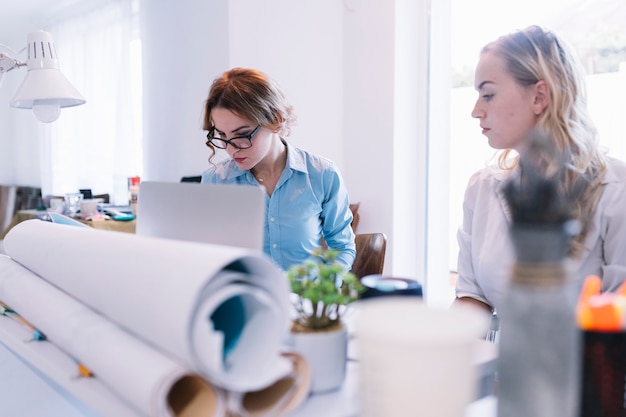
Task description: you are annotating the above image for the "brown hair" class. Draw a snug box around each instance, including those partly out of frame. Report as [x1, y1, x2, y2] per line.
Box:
[203, 68, 296, 162]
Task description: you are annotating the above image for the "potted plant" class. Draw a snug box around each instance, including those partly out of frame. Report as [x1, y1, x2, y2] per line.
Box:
[286, 248, 364, 393]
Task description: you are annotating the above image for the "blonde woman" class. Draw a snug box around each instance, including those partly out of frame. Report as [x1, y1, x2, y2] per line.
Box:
[454, 25, 626, 314]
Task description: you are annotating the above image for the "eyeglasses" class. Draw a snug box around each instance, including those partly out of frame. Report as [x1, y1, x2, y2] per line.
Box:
[206, 125, 261, 149]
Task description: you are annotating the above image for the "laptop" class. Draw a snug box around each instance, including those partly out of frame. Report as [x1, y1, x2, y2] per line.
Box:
[135, 181, 265, 251]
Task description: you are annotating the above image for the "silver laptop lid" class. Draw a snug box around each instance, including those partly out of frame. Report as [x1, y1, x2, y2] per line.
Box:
[136, 181, 265, 251]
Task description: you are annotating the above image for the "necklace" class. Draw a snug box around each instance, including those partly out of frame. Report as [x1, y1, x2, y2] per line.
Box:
[253, 171, 265, 182]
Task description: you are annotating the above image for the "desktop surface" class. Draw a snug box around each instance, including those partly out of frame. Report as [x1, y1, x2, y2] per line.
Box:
[0, 327, 497, 417]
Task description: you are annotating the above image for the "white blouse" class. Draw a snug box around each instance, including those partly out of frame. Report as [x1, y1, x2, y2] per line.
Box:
[455, 156, 626, 312]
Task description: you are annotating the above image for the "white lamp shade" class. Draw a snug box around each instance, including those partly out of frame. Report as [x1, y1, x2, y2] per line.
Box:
[9, 30, 85, 111]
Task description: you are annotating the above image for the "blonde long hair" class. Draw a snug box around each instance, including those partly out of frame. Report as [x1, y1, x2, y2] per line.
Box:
[484, 25, 607, 256]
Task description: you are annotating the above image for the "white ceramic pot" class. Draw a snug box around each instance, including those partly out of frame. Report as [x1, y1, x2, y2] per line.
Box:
[289, 324, 348, 394]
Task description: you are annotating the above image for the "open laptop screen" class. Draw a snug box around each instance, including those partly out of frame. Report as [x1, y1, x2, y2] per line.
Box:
[135, 181, 265, 251]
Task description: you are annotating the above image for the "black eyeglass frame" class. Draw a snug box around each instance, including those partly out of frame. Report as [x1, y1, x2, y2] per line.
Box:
[206, 124, 262, 149]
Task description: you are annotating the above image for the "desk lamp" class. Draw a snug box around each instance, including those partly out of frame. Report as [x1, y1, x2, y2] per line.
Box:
[0, 30, 85, 123]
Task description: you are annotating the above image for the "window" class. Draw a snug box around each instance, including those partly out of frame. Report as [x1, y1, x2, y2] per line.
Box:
[40, 0, 142, 205]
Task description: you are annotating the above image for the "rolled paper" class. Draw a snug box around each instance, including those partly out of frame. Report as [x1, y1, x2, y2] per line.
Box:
[226, 352, 311, 417]
[3, 220, 292, 391]
[0, 315, 143, 417]
[0, 254, 226, 417]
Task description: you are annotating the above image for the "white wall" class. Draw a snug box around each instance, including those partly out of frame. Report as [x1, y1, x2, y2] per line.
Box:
[229, 0, 346, 168]
[141, 0, 346, 181]
[140, 0, 422, 278]
[140, 0, 228, 182]
[0, 29, 41, 187]
[342, 1, 397, 273]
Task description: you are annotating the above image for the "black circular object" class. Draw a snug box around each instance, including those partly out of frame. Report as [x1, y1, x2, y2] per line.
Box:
[360, 275, 423, 299]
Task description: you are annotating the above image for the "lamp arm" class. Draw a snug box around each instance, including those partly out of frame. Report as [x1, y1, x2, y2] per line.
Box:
[0, 53, 26, 73]
[0, 45, 26, 87]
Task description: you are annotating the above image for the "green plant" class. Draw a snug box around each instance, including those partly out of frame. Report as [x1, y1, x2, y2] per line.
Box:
[287, 248, 364, 332]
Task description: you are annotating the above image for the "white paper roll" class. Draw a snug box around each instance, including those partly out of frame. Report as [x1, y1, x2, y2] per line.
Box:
[0, 254, 226, 417]
[3, 220, 292, 391]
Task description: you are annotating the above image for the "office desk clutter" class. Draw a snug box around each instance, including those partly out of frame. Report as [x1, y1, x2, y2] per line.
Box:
[286, 249, 364, 394]
[0, 254, 218, 417]
[355, 298, 489, 417]
[79, 199, 104, 220]
[0, 219, 308, 416]
[48, 190, 114, 221]
[497, 130, 582, 417]
[64, 192, 84, 217]
[102, 207, 136, 221]
[135, 182, 264, 251]
[359, 275, 422, 299]
[577, 276, 626, 416]
[577, 275, 626, 331]
[128, 176, 140, 215]
[0, 208, 137, 239]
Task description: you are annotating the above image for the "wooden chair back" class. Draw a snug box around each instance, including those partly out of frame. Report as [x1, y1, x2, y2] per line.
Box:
[349, 202, 360, 233]
[93, 193, 110, 203]
[350, 232, 387, 279]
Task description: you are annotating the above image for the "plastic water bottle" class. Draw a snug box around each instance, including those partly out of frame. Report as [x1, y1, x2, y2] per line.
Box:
[128, 176, 140, 215]
[497, 224, 581, 417]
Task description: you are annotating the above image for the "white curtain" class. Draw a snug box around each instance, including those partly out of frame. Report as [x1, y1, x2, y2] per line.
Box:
[40, 0, 142, 205]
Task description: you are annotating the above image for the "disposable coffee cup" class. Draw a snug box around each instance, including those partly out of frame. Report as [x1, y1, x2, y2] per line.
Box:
[64, 192, 83, 217]
[49, 198, 65, 214]
[80, 199, 100, 219]
[355, 298, 488, 417]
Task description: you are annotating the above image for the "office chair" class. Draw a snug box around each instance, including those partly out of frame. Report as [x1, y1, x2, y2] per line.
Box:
[49, 193, 110, 204]
[180, 175, 202, 183]
[350, 232, 387, 279]
[93, 193, 110, 203]
[349, 203, 360, 233]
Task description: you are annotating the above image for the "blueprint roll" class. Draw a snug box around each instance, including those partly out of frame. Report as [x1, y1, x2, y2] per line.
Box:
[0, 254, 226, 417]
[3, 219, 292, 392]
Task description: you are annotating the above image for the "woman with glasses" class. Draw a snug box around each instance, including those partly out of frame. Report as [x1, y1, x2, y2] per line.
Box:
[201, 67, 356, 271]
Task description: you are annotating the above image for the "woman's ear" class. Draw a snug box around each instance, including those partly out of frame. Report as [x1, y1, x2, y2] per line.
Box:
[272, 116, 285, 133]
[532, 80, 549, 115]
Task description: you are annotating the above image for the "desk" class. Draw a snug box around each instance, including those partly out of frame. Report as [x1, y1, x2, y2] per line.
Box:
[0, 337, 496, 417]
[0, 219, 498, 416]
[0, 301, 498, 417]
[0, 209, 136, 239]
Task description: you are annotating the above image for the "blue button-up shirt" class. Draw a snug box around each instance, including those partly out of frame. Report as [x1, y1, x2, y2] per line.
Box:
[201, 144, 356, 271]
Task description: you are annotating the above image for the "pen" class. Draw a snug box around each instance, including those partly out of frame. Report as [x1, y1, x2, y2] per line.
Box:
[0, 302, 46, 341]
[75, 360, 94, 378]
[0, 301, 93, 378]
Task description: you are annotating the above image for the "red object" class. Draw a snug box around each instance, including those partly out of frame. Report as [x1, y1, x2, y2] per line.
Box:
[128, 176, 140, 187]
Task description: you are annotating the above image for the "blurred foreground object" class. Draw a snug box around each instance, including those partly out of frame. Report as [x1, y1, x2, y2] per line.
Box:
[577, 276, 626, 416]
[497, 129, 581, 417]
